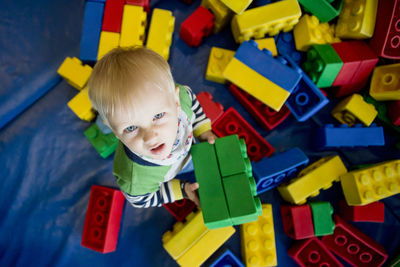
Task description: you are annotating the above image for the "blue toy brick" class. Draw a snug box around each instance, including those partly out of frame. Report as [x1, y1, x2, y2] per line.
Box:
[315, 124, 385, 149]
[95, 116, 112, 134]
[284, 55, 329, 122]
[276, 32, 305, 65]
[234, 40, 301, 93]
[79, 1, 104, 62]
[209, 249, 245, 267]
[252, 147, 309, 194]
[89, 0, 106, 2]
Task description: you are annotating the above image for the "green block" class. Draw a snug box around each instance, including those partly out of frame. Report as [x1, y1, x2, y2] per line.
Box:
[309, 201, 335, 236]
[84, 124, 118, 158]
[298, 0, 343, 22]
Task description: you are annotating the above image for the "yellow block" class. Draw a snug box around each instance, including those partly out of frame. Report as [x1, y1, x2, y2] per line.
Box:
[255, 38, 277, 56]
[241, 204, 277, 267]
[370, 63, 400, 101]
[335, 0, 378, 39]
[231, 0, 301, 43]
[220, 0, 252, 14]
[340, 160, 400, 205]
[331, 93, 377, 126]
[223, 57, 290, 111]
[201, 0, 233, 33]
[67, 87, 96, 122]
[119, 5, 147, 47]
[205, 47, 235, 84]
[146, 8, 175, 60]
[97, 31, 120, 60]
[57, 57, 92, 90]
[278, 155, 348, 204]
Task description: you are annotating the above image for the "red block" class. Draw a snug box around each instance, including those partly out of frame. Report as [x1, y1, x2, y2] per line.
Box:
[212, 107, 274, 162]
[82, 185, 125, 253]
[228, 84, 290, 130]
[102, 0, 125, 33]
[179, 6, 214, 47]
[321, 215, 388, 267]
[331, 42, 363, 87]
[125, 0, 150, 13]
[281, 205, 315, 240]
[288, 237, 344, 267]
[369, 0, 400, 59]
[339, 200, 385, 223]
[388, 100, 400, 126]
[197, 91, 224, 124]
[163, 199, 196, 221]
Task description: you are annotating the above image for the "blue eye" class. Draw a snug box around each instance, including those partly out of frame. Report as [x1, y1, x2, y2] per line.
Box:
[125, 125, 137, 133]
[154, 112, 165, 120]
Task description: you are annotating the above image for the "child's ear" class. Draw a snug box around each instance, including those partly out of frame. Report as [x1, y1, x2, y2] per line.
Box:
[174, 86, 181, 110]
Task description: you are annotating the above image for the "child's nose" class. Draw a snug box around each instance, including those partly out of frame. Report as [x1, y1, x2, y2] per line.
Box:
[143, 129, 158, 144]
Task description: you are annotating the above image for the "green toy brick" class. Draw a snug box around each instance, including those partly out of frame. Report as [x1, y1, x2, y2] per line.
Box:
[84, 123, 118, 158]
[364, 94, 400, 134]
[309, 201, 335, 236]
[298, 0, 343, 22]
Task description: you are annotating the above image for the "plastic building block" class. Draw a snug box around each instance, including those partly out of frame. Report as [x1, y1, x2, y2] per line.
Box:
[84, 123, 118, 158]
[315, 124, 385, 149]
[241, 204, 277, 267]
[209, 249, 245, 267]
[125, 0, 150, 13]
[119, 5, 146, 47]
[321, 215, 388, 267]
[205, 47, 235, 84]
[212, 107, 274, 162]
[95, 116, 112, 134]
[79, 1, 104, 62]
[387, 252, 400, 267]
[102, 0, 125, 33]
[228, 84, 290, 130]
[67, 87, 96, 122]
[196, 91, 224, 124]
[335, 0, 379, 39]
[276, 32, 305, 65]
[370, 63, 400, 101]
[180, 6, 215, 47]
[278, 155, 348, 204]
[201, 0, 234, 33]
[57, 57, 92, 90]
[340, 159, 400, 205]
[220, 0, 252, 14]
[288, 237, 344, 267]
[254, 38, 277, 56]
[331, 94, 377, 127]
[281, 204, 314, 240]
[146, 8, 175, 60]
[97, 31, 120, 60]
[309, 202, 334, 236]
[338, 200, 384, 222]
[369, 0, 400, 59]
[81, 185, 125, 253]
[252, 148, 309, 194]
[163, 198, 196, 222]
[364, 94, 400, 133]
[388, 101, 400, 126]
[298, 0, 343, 22]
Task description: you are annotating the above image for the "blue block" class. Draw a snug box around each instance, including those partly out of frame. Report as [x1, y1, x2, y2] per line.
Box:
[234, 40, 301, 94]
[209, 249, 245, 267]
[95, 116, 112, 134]
[89, 0, 106, 2]
[252, 148, 309, 194]
[315, 124, 385, 149]
[276, 32, 305, 65]
[79, 1, 104, 61]
[284, 55, 329, 122]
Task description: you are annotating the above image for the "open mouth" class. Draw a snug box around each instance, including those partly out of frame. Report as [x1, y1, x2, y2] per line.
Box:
[150, 143, 165, 155]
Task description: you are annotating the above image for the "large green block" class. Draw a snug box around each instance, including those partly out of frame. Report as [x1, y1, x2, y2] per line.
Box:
[309, 201, 335, 236]
[298, 0, 343, 22]
[364, 94, 400, 134]
[84, 123, 118, 158]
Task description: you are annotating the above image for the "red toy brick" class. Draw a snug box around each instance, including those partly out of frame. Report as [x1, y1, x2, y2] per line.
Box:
[321, 215, 388, 267]
[179, 6, 214, 47]
[388, 100, 400, 126]
[331, 42, 363, 87]
[288, 237, 344, 267]
[281, 205, 315, 240]
[212, 107, 274, 162]
[81, 185, 125, 253]
[102, 0, 125, 33]
[125, 0, 150, 13]
[197, 91, 224, 124]
[228, 84, 290, 131]
[163, 198, 196, 221]
[339, 200, 384, 223]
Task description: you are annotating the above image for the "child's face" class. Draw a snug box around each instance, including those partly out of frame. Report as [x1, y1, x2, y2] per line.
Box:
[108, 85, 180, 160]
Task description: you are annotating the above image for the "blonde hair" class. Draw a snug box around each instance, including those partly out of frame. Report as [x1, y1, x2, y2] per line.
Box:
[88, 46, 175, 125]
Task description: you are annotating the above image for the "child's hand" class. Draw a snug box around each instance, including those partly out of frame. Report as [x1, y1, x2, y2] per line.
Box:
[184, 182, 200, 207]
[198, 130, 218, 145]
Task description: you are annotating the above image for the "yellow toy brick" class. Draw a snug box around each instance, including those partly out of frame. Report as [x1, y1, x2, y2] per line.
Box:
[241, 204, 277, 267]
[340, 159, 400, 205]
[255, 38, 277, 56]
[335, 0, 378, 39]
[205, 47, 235, 84]
[370, 63, 400, 101]
[220, 0, 252, 14]
[119, 5, 147, 48]
[201, 0, 233, 33]
[293, 14, 341, 51]
[231, 0, 301, 43]
[57, 57, 92, 90]
[146, 8, 175, 60]
[97, 31, 120, 60]
[67, 87, 96, 122]
[331, 93, 378, 126]
[278, 155, 348, 205]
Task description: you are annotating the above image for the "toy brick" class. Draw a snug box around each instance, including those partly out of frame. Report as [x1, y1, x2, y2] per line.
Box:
[205, 47, 235, 84]
[57, 57, 92, 90]
[338, 200, 384, 222]
[331, 42, 363, 87]
[209, 249, 245, 267]
[196, 91, 224, 124]
[335, 0, 379, 39]
[163, 199, 196, 222]
[241, 204, 277, 267]
[276, 32, 305, 65]
[387, 252, 400, 267]
[288, 237, 344, 267]
[281, 205, 315, 240]
[180, 6, 214, 47]
[339, 159, 400, 205]
[228, 84, 291, 130]
[321, 215, 388, 267]
[201, 0, 234, 33]
[119, 5, 147, 47]
[370, 63, 400, 101]
[254, 38, 277, 56]
[67, 87, 96, 122]
[252, 147, 309, 194]
[278, 155, 348, 204]
[363, 94, 400, 133]
[79, 1, 104, 62]
[331, 93, 378, 127]
[81, 185, 125, 253]
[298, 0, 343, 22]
[84, 123, 118, 158]
[309, 202, 334, 236]
[97, 31, 120, 60]
[102, 0, 125, 33]
[220, 0, 252, 14]
[388, 101, 400, 126]
[125, 0, 150, 13]
[231, 0, 301, 43]
[212, 107, 274, 162]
